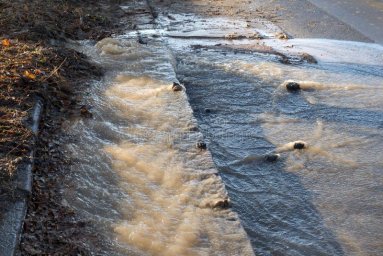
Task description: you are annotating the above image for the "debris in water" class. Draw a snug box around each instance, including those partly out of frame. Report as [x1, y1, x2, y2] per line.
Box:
[276, 32, 289, 40]
[213, 199, 230, 209]
[300, 53, 318, 64]
[80, 105, 93, 118]
[138, 37, 147, 45]
[167, 14, 176, 20]
[191, 44, 205, 50]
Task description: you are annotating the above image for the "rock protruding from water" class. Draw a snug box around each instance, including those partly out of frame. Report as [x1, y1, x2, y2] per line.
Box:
[196, 141, 207, 150]
[172, 82, 183, 91]
[265, 154, 280, 162]
[285, 81, 301, 92]
[213, 199, 230, 209]
[200, 198, 231, 209]
[276, 140, 308, 153]
[293, 141, 306, 149]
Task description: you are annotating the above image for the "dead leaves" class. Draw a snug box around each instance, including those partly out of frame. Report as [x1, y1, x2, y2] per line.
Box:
[1, 40, 46, 86]
[2, 38, 11, 47]
[23, 70, 36, 80]
[22, 69, 46, 82]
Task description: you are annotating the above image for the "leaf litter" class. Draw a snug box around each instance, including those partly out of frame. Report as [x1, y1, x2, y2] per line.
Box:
[0, 0, 126, 254]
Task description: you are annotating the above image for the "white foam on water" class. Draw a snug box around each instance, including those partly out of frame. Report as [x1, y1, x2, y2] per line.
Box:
[159, 16, 383, 254]
[64, 6, 383, 255]
[212, 52, 383, 111]
[158, 13, 279, 39]
[281, 80, 374, 91]
[264, 38, 383, 65]
[260, 114, 382, 253]
[65, 37, 254, 256]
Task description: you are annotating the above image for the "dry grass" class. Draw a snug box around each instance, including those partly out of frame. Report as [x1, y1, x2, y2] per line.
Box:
[0, 38, 100, 185]
[0, 40, 43, 185]
[0, 0, 121, 191]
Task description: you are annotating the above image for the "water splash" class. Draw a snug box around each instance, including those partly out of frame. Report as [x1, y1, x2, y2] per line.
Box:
[64, 36, 254, 255]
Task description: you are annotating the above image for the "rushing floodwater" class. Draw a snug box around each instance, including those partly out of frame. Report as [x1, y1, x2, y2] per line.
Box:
[161, 13, 383, 255]
[64, 36, 253, 255]
[63, 4, 383, 256]
[176, 46, 383, 255]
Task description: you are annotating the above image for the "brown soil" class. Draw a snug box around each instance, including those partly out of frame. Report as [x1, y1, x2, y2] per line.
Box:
[0, 0, 126, 254]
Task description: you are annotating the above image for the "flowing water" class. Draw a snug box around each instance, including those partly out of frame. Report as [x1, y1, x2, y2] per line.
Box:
[63, 35, 253, 255]
[63, 2, 383, 256]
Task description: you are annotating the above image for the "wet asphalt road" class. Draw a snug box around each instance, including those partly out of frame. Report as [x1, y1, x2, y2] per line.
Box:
[308, 0, 383, 44]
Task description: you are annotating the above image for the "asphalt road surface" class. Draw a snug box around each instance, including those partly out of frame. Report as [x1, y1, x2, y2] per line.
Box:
[308, 0, 383, 44]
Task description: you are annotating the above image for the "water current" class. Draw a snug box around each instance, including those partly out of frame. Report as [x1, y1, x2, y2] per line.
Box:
[63, 3, 383, 256]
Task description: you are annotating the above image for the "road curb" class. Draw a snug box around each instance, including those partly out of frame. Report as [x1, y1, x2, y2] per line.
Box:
[0, 99, 43, 256]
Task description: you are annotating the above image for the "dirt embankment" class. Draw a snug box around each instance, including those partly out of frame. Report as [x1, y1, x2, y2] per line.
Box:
[0, 0, 125, 254]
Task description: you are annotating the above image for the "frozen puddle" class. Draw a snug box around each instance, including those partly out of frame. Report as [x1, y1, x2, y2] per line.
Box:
[63, 35, 254, 255]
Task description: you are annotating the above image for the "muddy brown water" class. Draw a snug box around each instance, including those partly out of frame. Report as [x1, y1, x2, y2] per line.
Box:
[63, 5, 383, 256]
[63, 36, 253, 256]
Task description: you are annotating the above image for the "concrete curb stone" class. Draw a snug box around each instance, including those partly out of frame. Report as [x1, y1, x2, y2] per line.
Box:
[0, 99, 43, 256]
